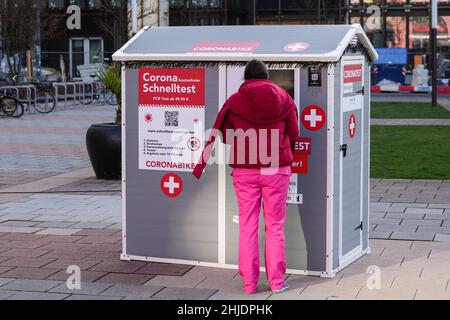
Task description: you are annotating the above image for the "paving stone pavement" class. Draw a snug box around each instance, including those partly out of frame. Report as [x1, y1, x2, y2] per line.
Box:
[2, 178, 450, 241]
[0, 105, 115, 177]
[0, 104, 449, 299]
[0, 232, 447, 300]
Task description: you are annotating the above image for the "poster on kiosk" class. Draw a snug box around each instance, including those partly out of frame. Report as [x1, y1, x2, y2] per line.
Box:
[113, 24, 378, 277]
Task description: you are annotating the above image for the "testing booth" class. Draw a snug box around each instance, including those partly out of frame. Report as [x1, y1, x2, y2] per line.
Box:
[113, 24, 378, 277]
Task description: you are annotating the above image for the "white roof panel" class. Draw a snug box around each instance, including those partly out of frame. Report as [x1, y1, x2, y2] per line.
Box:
[113, 24, 378, 63]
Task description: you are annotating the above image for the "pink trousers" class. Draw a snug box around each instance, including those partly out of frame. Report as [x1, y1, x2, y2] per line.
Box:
[232, 170, 290, 293]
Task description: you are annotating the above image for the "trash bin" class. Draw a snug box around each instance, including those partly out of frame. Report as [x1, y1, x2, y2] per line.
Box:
[113, 24, 378, 277]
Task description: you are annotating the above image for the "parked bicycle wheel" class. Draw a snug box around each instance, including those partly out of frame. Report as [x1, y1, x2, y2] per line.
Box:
[0, 95, 24, 118]
[34, 89, 56, 113]
[79, 93, 94, 105]
[103, 90, 117, 106]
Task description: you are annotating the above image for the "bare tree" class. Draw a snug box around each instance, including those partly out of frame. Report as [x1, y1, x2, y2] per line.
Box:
[0, 0, 60, 77]
[95, 0, 129, 52]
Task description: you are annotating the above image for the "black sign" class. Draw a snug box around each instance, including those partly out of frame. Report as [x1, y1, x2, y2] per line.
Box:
[308, 66, 321, 87]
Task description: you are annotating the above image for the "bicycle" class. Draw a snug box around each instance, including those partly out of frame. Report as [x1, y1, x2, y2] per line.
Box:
[30, 81, 57, 113]
[79, 75, 117, 106]
[6, 74, 57, 114]
[0, 93, 24, 118]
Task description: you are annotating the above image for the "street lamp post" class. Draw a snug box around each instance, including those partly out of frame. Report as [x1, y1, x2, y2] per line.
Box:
[130, 0, 138, 35]
[431, 0, 438, 106]
[35, 0, 41, 81]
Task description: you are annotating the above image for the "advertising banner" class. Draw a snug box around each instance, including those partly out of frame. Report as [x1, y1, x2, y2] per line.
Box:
[138, 68, 205, 172]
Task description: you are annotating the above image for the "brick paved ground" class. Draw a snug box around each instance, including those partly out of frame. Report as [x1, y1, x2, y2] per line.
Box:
[0, 103, 449, 299]
[0, 231, 448, 300]
[0, 106, 114, 178]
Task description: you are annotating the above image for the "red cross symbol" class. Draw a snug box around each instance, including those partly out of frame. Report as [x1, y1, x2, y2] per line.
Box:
[284, 42, 310, 52]
[301, 105, 326, 131]
[349, 113, 356, 138]
[160, 173, 183, 198]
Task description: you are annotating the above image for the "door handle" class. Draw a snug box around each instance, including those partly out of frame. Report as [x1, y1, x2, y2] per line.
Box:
[354, 221, 363, 231]
[340, 144, 348, 157]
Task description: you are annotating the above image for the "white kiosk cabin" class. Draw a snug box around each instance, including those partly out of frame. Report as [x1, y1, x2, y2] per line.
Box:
[113, 24, 378, 277]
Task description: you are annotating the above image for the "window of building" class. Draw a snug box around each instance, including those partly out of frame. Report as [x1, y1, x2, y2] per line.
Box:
[386, 16, 406, 48]
[191, 0, 222, 7]
[47, 0, 64, 9]
[386, 0, 406, 4]
[363, 0, 382, 4]
[68, 0, 85, 9]
[364, 16, 385, 47]
[111, 0, 123, 8]
[87, 0, 101, 9]
[410, 16, 429, 51]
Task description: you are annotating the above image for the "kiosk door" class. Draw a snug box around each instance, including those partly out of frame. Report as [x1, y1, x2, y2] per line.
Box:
[224, 67, 306, 270]
[339, 57, 365, 266]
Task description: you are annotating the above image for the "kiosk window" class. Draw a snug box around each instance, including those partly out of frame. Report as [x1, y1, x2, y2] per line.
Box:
[269, 70, 295, 99]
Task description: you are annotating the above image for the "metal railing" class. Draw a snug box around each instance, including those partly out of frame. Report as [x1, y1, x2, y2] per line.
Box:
[0, 81, 101, 115]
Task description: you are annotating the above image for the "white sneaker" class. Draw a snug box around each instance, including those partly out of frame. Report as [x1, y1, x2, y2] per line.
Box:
[272, 283, 289, 293]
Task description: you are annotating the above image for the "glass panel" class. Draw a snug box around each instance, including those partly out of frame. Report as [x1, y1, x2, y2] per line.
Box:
[269, 70, 295, 99]
[71, 39, 84, 78]
[386, 0, 406, 3]
[192, 0, 208, 7]
[364, 16, 384, 47]
[47, 0, 64, 9]
[386, 16, 406, 48]
[256, 0, 279, 9]
[111, 0, 123, 7]
[87, 0, 101, 9]
[170, 0, 186, 8]
[439, 17, 450, 48]
[410, 16, 429, 51]
[69, 0, 84, 9]
[209, 0, 221, 7]
[89, 39, 102, 64]
[281, 0, 317, 16]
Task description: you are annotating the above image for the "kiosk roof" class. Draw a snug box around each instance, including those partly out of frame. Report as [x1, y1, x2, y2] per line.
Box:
[113, 24, 378, 63]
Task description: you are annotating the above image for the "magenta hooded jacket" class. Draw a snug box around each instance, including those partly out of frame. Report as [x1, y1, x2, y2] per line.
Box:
[193, 79, 299, 179]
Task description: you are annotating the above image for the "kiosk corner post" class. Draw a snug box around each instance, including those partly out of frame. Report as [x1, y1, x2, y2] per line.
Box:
[121, 63, 127, 257]
[431, 0, 438, 107]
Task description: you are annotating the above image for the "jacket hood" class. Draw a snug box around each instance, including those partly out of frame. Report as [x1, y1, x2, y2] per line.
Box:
[230, 79, 289, 124]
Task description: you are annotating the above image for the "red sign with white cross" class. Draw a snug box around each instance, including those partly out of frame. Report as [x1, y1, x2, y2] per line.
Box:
[301, 105, 326, 131]
[348, 113, 356, 138]
[160, 173, 183, 198]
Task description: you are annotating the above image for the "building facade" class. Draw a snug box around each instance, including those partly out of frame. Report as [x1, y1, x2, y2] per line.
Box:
[4, 1, 449, 80]
[168, 0, 450, 72]
[42, 0, 127, 79]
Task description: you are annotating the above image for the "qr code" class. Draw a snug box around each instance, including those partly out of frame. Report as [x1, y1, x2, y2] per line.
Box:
[165, 111, 179, 127]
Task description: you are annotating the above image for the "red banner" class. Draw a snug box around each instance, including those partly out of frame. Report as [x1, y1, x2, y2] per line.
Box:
[291, 154, 309, 175]
[343, 64, 362, 84]
[293, 137, 312, 155]
[139, 68, 205, 106]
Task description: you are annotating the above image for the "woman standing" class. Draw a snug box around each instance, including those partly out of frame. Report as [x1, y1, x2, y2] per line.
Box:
[193, 60, 299, 294]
